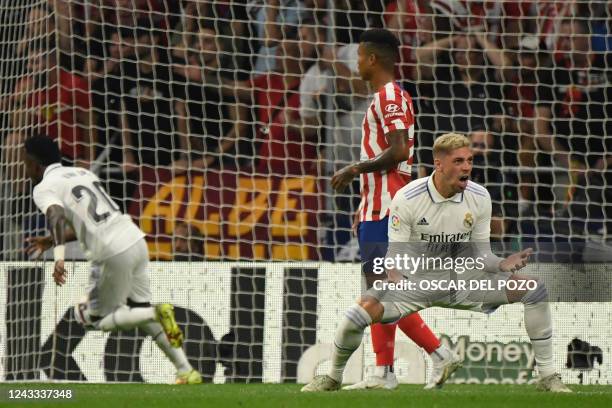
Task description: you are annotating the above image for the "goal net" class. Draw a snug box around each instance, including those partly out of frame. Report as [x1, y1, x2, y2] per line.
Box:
[0, 0, 610, 384]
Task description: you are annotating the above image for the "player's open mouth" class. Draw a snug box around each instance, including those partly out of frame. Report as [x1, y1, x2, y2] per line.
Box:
[458, 175, 469, 188]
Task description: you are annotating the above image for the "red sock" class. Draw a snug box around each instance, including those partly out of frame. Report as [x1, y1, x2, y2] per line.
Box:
[371, 322, 397, 366]
[397, 312, 440, 354]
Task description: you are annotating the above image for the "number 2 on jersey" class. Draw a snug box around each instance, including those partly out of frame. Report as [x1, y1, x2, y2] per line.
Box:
[71, 181, 120, 223]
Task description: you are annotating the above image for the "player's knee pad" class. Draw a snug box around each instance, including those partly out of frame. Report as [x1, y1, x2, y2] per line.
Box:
[380, 302, 402, 324]
[521, 280, 548, 305]
[74, 300, 99, 330]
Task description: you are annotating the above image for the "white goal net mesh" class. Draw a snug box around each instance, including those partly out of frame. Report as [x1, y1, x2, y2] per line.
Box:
[0, 0, 610, 384]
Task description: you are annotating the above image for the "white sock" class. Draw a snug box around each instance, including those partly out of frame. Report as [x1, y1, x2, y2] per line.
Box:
[97, 305, 156, 331]
[430, 344, 452, 364]
[328, 304, 372, 382]
[524, 302, 555, 378]
[140, 322, 192, 373]
[374, 365, 393, 378]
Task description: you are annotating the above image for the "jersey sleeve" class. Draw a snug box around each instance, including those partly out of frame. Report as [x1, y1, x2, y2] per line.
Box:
[376, 86, 414, 135]
[470, 188, 504, 272]
[471, 189, 492, 241]
[387, 193, 413, 242]
[33, 182, 64, 215]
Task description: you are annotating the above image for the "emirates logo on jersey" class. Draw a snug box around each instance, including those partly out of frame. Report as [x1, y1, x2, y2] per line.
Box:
[385, 103, 401, 113]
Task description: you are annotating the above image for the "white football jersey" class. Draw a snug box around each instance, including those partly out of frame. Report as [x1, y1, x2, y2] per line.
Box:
[387, 172, 503, 274]
[388, 172, 491, 243]
[33, 163, 145, 262]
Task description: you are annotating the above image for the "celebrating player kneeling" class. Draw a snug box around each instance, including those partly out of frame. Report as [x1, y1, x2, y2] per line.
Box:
[23, 135, 202, 385]
[302, 133, 571, 393]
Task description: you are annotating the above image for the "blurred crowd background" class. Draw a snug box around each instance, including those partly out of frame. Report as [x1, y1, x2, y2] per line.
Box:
[0, 0, 610, 261]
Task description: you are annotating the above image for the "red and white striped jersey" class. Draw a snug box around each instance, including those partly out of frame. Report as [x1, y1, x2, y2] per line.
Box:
[358, 81, 415, 222]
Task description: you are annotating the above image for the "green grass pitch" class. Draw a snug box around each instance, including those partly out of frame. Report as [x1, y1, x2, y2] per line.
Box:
[1, 383, 611, 408]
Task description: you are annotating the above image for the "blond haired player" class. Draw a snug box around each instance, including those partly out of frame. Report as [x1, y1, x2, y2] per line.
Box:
[23, 134, 202, 384]
[303, 133, 571, 392]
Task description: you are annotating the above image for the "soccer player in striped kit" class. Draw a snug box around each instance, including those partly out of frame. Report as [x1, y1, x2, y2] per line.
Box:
[314, 28, 459, 390]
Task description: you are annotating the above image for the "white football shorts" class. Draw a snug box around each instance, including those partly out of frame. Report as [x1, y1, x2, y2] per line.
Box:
[83, 238, 152, 319]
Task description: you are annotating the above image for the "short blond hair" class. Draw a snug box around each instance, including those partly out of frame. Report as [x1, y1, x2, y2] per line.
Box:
[433, 133, 470, 157]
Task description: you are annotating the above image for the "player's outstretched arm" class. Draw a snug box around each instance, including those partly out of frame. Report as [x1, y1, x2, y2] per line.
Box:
[46, 204, 69, 286]
[331, 129, 410, 191]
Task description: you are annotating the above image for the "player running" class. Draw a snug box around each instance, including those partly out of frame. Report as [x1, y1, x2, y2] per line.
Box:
[23, 135, 202, 385]
[327, 28, 459, 390]
[303, 133, 571, 393]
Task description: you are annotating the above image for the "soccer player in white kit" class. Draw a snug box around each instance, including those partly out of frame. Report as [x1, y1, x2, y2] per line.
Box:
[303, 133, 571, 392]
[23, 135, 202, 384]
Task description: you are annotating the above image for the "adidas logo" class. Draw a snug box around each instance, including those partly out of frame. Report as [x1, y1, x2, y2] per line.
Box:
[417, 217, 429, 226]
